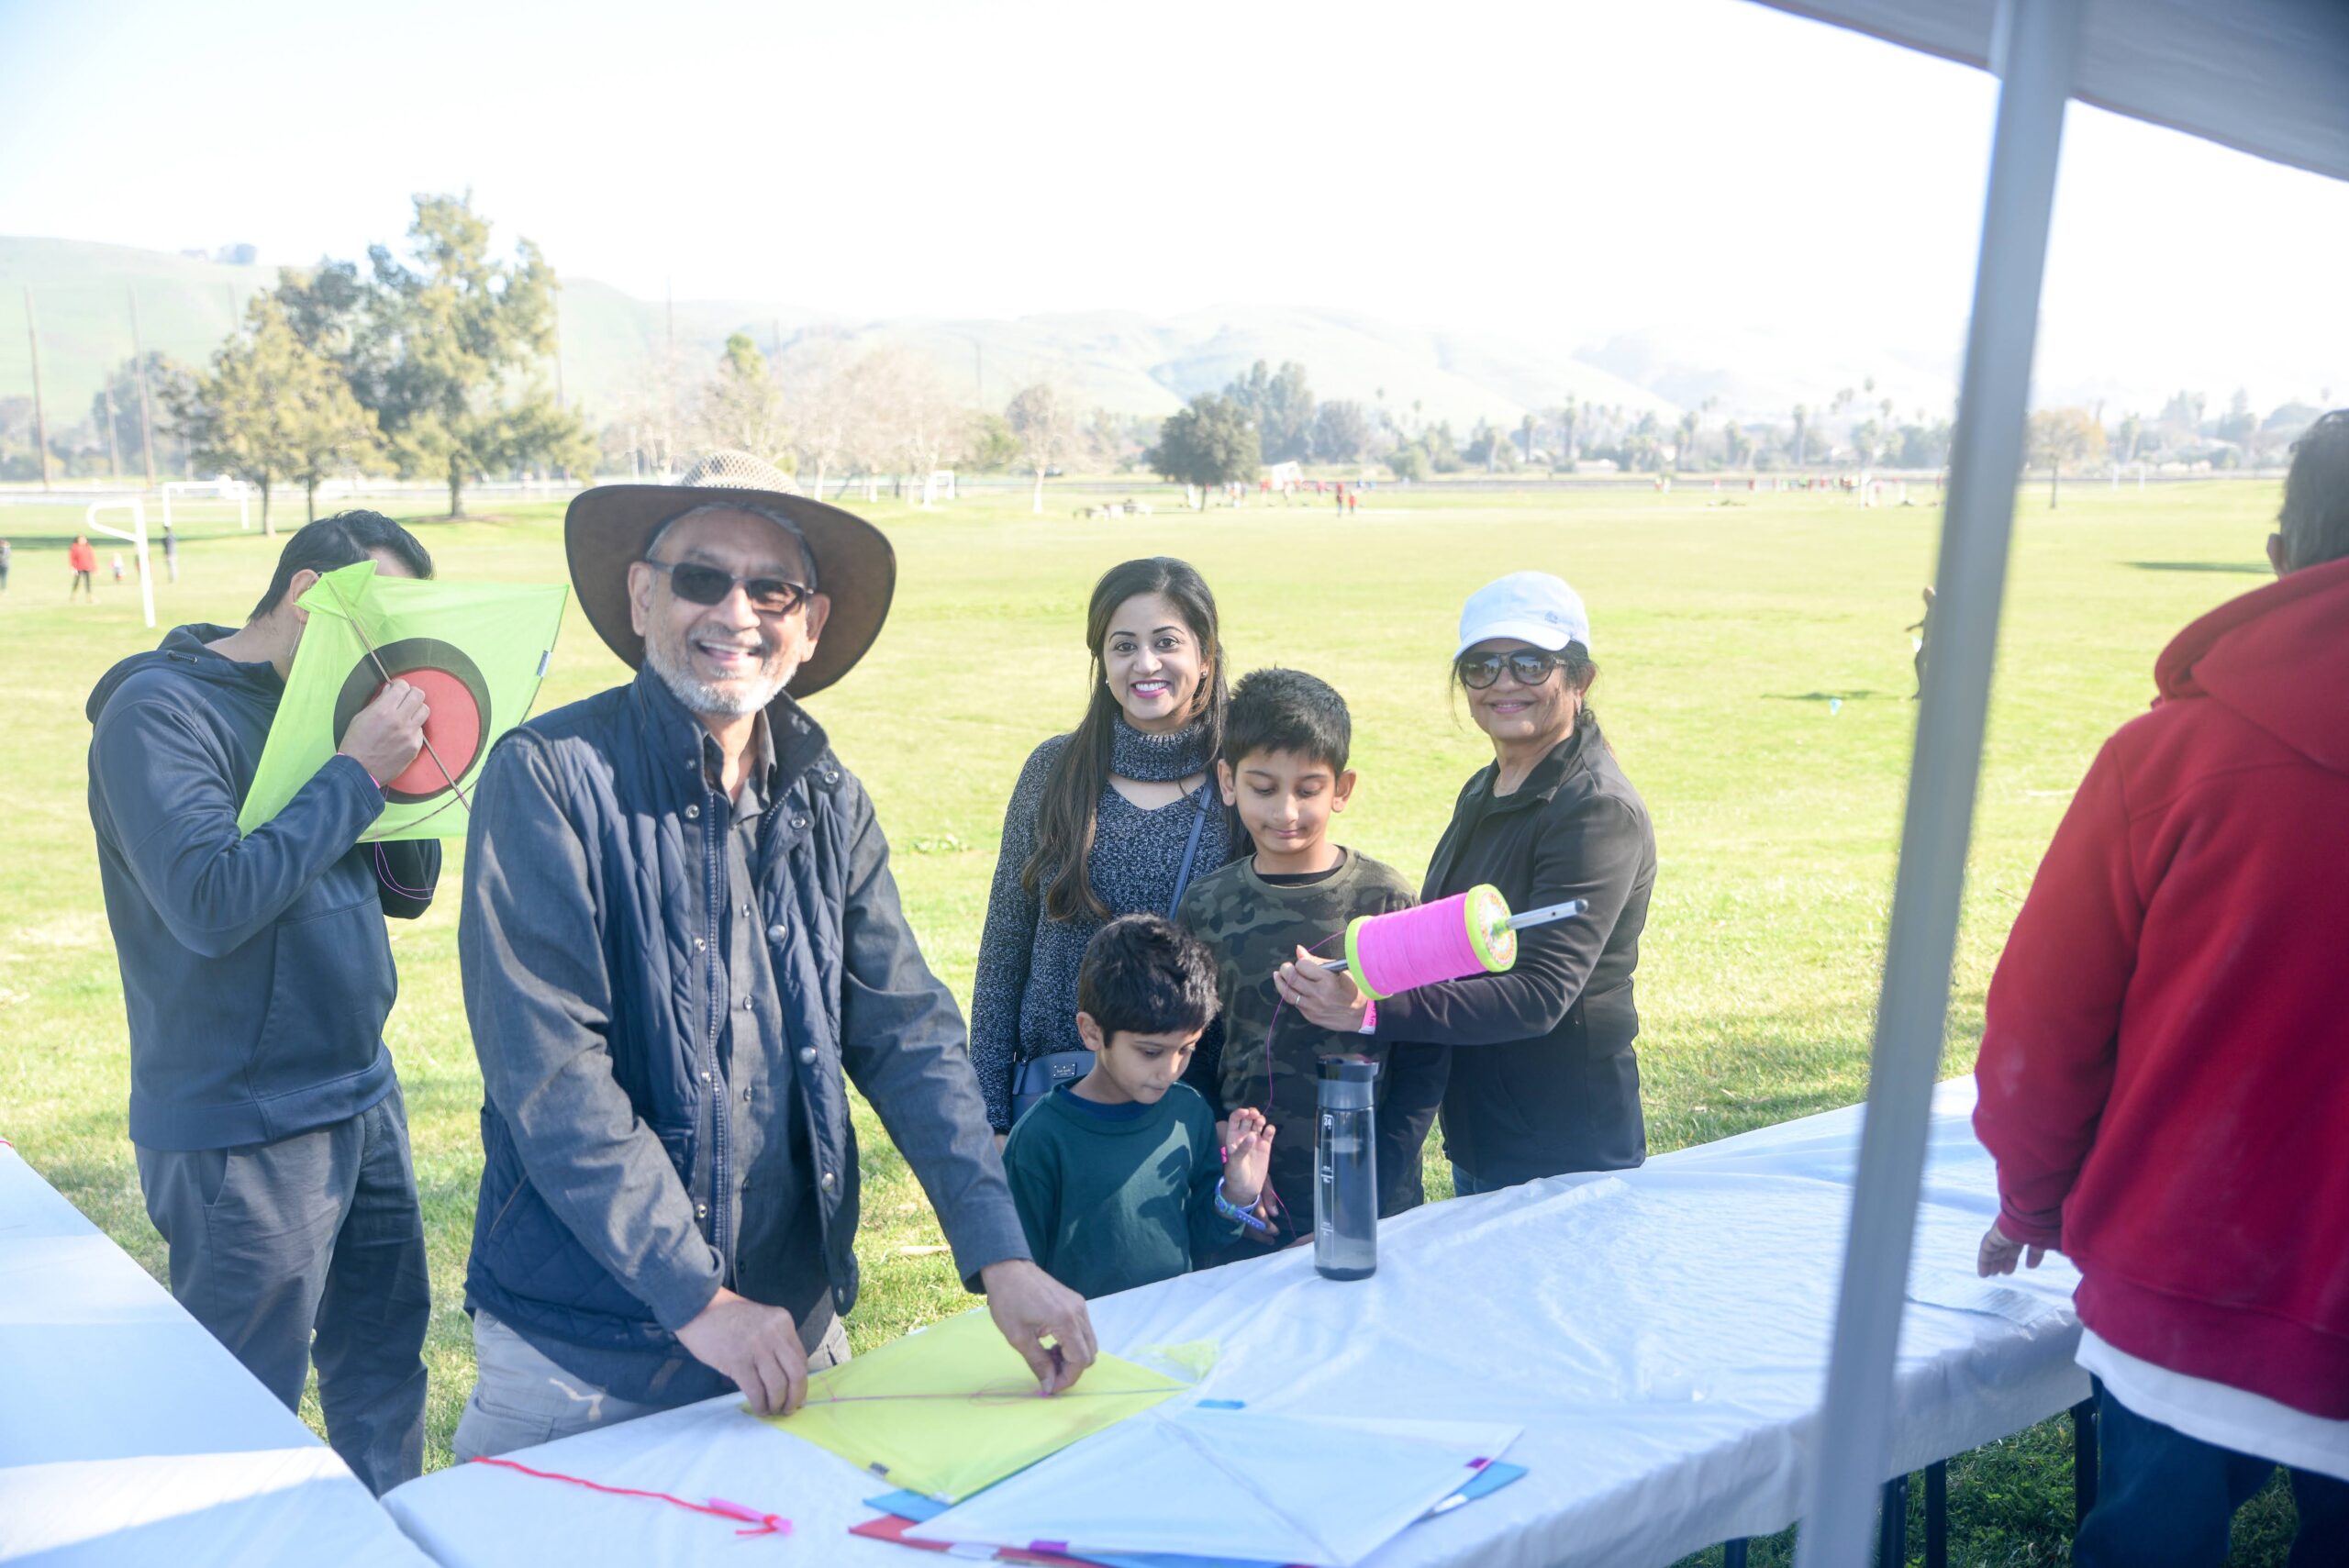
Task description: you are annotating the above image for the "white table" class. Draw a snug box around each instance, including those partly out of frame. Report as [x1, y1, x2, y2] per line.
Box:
[382, 1079, 2088, 1568]
[0, 1142, 434, 1567]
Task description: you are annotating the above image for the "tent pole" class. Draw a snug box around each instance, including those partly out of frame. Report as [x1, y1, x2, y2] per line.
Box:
[1792, 0, 2081, 1562]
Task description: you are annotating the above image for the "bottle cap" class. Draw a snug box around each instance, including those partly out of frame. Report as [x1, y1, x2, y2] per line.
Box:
[1319, 1054, 1379, 1084]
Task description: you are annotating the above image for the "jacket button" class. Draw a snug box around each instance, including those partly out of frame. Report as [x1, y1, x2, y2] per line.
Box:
[700, 1070, 712, 1084]
[694, 937, 707, 951]
[741, 995, 754, 1011]
[684, 804, 699, 820]
[741, 1084, 751, 1103]
[767, 922, 788, 942]
[696, 1203, 707, 1219]
[797, 1047, 818, 1066]
[819, 1171, 836, 1191]
[791, 816, 808, 830]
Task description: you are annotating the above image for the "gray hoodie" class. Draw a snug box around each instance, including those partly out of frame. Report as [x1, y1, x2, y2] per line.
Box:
[86, 624, 440, 1151]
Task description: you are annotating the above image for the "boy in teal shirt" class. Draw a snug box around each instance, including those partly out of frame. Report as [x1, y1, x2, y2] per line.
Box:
[1178, 668, 1447, 1235]
[1003, 914, 1275, 1299]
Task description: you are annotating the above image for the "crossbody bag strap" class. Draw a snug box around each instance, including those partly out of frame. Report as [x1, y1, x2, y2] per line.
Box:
[1164, 780, 1213, 917]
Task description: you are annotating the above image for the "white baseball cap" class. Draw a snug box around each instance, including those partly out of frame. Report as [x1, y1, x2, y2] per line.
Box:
[1454, 571, 1592, 658]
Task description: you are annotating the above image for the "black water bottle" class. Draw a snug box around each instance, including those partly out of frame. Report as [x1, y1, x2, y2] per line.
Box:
[1315, 1055, 1379, 1281]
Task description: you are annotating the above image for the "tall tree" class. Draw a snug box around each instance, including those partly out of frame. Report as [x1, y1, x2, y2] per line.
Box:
[168, 294, 372, 534]
[2027, 406, 2107, 508]
[786, 338, 857, 498]
[1224, 359, 1316, 462]
[1147, 394, 1259, 506]
[1006, 383, 1077, 514]
[359, 195, 582, 517]
[1312, 400, 1371, 464]
[697, 332, 792, 462]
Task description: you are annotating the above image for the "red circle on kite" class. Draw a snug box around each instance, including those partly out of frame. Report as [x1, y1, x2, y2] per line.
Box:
[373, 666, 484, 796]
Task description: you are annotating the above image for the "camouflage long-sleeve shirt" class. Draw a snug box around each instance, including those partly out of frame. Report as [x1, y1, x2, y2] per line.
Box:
[1176, 847, 1447, 1229]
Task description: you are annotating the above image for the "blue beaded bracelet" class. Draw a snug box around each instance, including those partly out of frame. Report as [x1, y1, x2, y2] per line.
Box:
[1214, 1178, 1273, 1233]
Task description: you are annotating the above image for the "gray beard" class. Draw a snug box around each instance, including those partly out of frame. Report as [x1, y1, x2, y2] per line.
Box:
[646, 639, 794, 717]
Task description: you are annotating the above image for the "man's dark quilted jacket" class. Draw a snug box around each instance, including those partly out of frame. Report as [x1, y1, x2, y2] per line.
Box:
[459, 667, 1028, 1390]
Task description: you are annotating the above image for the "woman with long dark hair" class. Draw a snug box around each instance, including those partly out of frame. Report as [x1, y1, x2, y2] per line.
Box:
[970, 558, 1235, 1135]
[1275, 570, 1656, 1193]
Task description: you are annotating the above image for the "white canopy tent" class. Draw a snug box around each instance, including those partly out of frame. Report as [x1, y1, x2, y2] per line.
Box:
[1735, 0, 2349, 1561]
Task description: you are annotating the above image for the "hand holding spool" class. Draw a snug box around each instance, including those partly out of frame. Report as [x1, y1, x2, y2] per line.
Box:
[1273, 886, 1587, 1032]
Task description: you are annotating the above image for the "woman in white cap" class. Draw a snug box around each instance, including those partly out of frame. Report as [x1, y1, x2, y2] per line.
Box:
[1275, 571, 1657, 1193]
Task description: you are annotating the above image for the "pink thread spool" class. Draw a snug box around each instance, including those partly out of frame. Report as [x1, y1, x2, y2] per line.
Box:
[1341, 885, 1516, 1000]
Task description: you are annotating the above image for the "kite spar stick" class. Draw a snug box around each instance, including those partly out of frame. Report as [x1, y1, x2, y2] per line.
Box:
[320, 574, 476, 817]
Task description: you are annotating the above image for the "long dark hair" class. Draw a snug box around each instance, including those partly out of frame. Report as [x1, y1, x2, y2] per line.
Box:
[1023, 558, 1229, 924]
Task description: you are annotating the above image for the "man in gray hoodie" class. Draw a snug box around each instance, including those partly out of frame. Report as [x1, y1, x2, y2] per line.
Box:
[85, 511, 441, 1496]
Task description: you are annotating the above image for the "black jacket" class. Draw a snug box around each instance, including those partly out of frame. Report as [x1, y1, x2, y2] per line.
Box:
[1370, 719, 1655, 1185]
[85, 624, 439, 1151]
[460, 668, 1029, 1400]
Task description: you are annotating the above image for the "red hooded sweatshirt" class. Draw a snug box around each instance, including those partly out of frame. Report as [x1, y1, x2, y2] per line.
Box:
[1976, 553, 2349, 1418]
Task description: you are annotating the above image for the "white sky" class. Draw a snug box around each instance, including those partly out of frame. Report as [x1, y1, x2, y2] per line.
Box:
[5, 0, 2343, 407]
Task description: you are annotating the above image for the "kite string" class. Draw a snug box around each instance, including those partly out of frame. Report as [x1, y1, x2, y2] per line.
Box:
[802, 1383, 1191, 1407]
[466, 1455, 789, 1537]
[321, 574, 474, 816]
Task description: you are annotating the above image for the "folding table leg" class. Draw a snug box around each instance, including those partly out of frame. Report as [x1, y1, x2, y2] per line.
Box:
[1722, 1542, 1749, 1568]
[1877, 1473, 1909, 1563]
[1925, 1462, 1947, 1568]
[2072, 1397, 2099, 1523]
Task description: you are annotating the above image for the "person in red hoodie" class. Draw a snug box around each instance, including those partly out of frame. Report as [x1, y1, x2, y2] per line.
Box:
[1975, 410, 2349, 1566]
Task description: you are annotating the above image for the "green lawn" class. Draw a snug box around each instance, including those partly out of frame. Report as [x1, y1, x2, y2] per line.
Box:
[0, 478, 2305, 1562]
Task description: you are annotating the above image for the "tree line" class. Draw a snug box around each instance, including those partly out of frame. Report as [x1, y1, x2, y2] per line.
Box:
[2, 200, 2328, 521]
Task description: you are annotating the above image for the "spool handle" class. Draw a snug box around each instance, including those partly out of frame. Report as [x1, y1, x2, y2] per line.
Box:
[1320, 897, 1588, 973]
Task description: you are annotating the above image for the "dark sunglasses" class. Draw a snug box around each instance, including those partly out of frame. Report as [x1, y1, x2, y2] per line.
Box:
[642, 559, 817, 616]
[1456, 648, 1568, 689]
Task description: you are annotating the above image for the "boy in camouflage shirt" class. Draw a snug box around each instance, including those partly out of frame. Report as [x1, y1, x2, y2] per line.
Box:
[1176, 669, 1448, 1240]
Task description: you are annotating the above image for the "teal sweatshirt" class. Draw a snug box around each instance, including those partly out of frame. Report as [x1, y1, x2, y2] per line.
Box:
[1002, 1083, 1240, 1299]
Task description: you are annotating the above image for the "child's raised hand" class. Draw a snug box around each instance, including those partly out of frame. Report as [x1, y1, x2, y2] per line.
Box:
[1223, 1107, 1275, 1206]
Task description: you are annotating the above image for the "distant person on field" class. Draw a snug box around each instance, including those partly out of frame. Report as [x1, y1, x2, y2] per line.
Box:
[1003, 915, 1273, 1298]
[84, 511, 443, 1495]
[68, 533, 95, 599]
[1177, 668, 1445, 1235]
[1906, 584, 1934, 697]
[0, 538, 12, 591]
[1975, 410, 2349, 1565]
[111, 551, 126, 583]
[163, 523, 178, 583]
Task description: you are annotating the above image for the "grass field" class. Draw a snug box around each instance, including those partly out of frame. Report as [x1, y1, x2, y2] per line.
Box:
[0, 479, 2306, 1562]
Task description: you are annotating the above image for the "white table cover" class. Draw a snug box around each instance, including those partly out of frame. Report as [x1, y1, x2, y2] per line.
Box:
[0, 1142, 433, 1567]
[382, 1078, 2088, 1568]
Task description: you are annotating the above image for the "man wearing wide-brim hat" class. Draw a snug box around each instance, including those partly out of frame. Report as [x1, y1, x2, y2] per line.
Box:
[452, 451, 1096, 1458]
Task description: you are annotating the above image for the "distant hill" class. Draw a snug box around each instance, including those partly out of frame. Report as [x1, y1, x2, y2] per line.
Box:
[4, 236, 1684, 440]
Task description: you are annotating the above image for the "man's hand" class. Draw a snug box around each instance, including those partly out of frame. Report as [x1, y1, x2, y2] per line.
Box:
[1273, 944, 1369, 1033]
[675, 1286, 809, 1416]
[338, 679, 429, 784]
[1976, 1219, 2054, 1277]
[981, 1259, 1097, 1396]
[1223, 1107, 1275, 1207]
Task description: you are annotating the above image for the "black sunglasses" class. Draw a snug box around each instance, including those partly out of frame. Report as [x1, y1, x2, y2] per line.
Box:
[643, 559, 817, 616]
[1455, 648, 1568, 689]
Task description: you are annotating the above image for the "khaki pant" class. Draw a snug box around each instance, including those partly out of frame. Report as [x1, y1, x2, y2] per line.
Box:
[453, 1308, 850, 1461]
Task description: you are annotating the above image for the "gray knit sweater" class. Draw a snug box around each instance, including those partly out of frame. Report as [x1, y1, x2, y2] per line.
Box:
[969, 718, 1234, 1131]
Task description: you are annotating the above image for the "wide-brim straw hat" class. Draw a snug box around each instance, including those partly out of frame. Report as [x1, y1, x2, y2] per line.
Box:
[564, 450, 896, 699]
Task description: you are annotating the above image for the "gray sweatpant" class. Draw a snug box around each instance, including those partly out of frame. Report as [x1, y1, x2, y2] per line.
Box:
[135, 1082, 430, 1496]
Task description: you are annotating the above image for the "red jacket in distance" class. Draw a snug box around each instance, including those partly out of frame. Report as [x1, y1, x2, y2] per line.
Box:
[68, 539, 96, 573]
[1975, 553, 2349, 1418]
